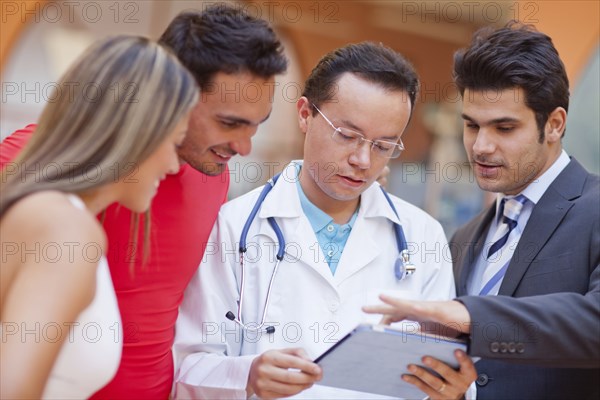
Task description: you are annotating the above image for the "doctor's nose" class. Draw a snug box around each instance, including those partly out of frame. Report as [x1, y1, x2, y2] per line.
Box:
[349, 141, 372, 169]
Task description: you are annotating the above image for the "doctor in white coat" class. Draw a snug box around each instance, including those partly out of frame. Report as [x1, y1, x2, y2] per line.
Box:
[174, 42, 477, 400]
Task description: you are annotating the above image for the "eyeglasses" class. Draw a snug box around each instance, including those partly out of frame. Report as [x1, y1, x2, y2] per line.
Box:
[312, 104, 405, 159]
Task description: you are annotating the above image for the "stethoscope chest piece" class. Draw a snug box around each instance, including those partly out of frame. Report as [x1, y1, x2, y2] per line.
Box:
[394, 250, 415, 281]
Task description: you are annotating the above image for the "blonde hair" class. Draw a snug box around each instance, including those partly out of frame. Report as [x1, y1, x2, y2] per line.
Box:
[1, 35, 198, 214]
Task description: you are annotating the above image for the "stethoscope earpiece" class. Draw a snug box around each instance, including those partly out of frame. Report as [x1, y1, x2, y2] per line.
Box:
[225, 311, 236, 321]
[225, 311, 276, 334]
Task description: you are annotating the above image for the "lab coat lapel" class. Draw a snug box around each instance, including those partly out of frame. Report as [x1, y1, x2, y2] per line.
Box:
[256, 162, 337, 287]
[333, 214, 379, 284]
[257, 162, 303, 221]
[333, 184, 394, 284]
[251, 162, 302, 264]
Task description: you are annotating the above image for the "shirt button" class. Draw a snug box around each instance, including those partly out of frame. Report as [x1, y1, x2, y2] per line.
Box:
[327, 225, 334, 232]
[328, 301, 339, 312]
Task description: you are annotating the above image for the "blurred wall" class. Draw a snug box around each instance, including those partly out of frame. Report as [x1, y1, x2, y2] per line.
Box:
[1, 0, 598, 233]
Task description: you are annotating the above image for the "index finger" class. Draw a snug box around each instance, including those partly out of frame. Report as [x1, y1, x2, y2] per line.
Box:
[455, 350, 478, 379]
[271, 352, 321, 376]
[286, 347, 312, 362]
[361, 304, 397, 314]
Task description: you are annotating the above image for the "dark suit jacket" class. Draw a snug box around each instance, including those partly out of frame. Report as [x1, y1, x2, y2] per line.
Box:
[450, 158, 600, 399]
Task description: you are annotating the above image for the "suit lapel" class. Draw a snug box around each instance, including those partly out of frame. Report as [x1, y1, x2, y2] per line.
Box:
[456, 206, 495, 295]
[499, 193, 572, 295]
[498, 159, 587, 295]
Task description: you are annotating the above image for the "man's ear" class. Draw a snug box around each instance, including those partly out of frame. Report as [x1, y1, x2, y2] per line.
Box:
[297, 97, 312, 134]
[545, 106, 567, 143]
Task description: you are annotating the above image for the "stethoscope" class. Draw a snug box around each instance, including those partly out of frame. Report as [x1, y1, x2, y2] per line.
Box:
[225, 173, 415, 334]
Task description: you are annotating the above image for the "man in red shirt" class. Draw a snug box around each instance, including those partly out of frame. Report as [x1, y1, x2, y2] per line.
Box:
[0, 5, 287, 398]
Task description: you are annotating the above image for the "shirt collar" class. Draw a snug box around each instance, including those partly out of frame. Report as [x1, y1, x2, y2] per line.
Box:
[259, 161, 397, 226]
[295, 164, 359, 233]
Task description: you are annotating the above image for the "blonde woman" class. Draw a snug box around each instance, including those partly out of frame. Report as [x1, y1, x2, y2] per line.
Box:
[0, 35, 198, 399]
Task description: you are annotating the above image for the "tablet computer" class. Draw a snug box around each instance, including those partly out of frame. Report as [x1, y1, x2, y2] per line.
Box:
[314, 324, 470, 398]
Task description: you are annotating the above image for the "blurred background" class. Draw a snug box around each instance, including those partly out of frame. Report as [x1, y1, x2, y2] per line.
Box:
[2, 0, 598, 236]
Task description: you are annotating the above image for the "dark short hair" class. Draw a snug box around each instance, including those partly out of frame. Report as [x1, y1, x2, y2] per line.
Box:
[302, 42, 419, 117]
[453, 21, 570, 139]
[158, 4, 287, 90]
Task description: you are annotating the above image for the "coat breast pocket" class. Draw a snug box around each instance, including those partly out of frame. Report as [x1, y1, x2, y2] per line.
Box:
[517, 253, 583, 294]
[524, 252, 572, 278]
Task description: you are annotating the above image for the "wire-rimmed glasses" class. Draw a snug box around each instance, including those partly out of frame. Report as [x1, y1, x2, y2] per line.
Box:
[312, 104, 405, 159]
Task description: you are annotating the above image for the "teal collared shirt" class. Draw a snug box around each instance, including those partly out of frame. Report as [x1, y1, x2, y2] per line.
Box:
[295, 166, 358, 275]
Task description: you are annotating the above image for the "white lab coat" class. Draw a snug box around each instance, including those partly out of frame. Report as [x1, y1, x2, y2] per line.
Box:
[173, 161, 456, 399]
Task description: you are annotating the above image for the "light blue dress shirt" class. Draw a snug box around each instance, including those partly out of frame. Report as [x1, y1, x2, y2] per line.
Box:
[294, 166, 358, 275]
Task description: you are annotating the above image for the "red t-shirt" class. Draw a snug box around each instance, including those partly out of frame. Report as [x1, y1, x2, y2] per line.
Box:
[0, 124, 36, 166]
[1, 125, 229, 399]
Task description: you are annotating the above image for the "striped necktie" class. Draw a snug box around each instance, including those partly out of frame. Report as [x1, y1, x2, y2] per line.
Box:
[479, 195, 528, 296]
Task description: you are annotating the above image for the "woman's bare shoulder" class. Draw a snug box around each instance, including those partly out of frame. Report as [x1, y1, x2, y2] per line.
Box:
[1, 191, 106, 250]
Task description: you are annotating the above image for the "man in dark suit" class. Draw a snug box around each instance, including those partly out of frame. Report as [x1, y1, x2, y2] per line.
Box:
[364, 22, 599, 399]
